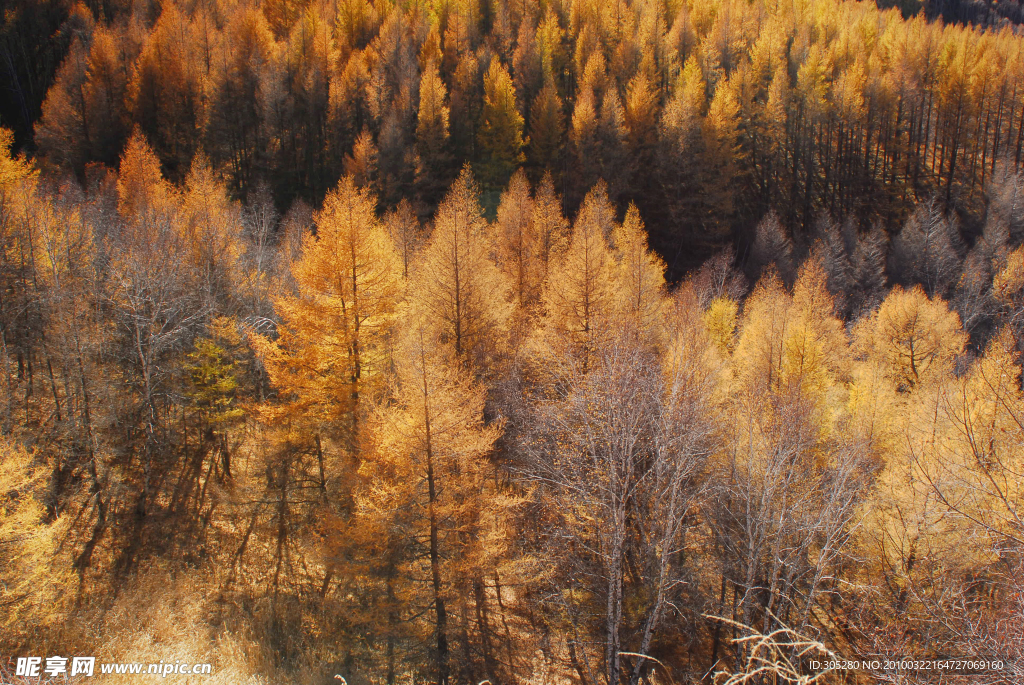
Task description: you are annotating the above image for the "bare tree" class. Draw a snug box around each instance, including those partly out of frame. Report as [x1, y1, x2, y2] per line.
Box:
[107, 210, 206, 569]
[240, 180, 279, 318]
[711, 387, 871, 673]
[749, 211, 795, 286]
[890, 199, 965, 297]
[524, 306, 718, 685]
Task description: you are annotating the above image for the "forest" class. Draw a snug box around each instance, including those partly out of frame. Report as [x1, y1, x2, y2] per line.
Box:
[1, 0, 1023, 682]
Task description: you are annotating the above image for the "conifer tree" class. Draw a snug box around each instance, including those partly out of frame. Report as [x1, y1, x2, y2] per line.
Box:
[890, 200, 964, 297]
[526, 84, 564, 181]
[536, 8, 567, 83]
[656, 56, 705, 242]
[34, 36, 91, 175]
[749, 210, 795, 284]
[596, 88, 631, 202]
[782, 258, 849, 397]
[128, 4, 206, 178]
[494, 169, 541, 310]
[176, 152, 243, 304]
[409, 166, 513, 370]
[531, 171, 570, 271]
[254, 176, 400, 461]
[543, 182, 618, 368]
[477, 57, 526, 189]
[83, 27, 130, 167]
[357, 322, 510, 685]
[731, 269, 793, 394]
[624, 71, 658, 159]
[611, 203, 667, 345]
[416, 59, 454, 206]
[384, 200, 422, 279]
[513, 20, 542, 105]
[570, 88, 599, 196]
[116, 129, 175, 220]
[699, 77, 740, 240]
[853, 285, 966, 392]
[449, 53, 483, 162]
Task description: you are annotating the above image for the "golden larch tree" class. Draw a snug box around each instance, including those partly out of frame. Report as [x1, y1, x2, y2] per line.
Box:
[543, 182, 618, 369]
[409, 166, 513, 371]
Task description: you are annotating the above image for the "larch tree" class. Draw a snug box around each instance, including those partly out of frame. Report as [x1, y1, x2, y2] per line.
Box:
[926, 328, 1024, 546]
[749, 210, 795, 285]
[610, 203, 667, 347]
[699, 76, 741, 242]
[176, 152, 243, 306]
[889, 199, 965, 297]
[494, 169, 540, 310]
[449, 53, 482, 162]
[570, 87, 600, 197]
[128, 3, 207, 179]
[530, 170, 570, 273]
[116, 129, 176, 221]
[543, 182, 618, 370]
[527, 83, 564, 181]
[730, 270, 793, 395]
[409, 166, 513, 371]
[34, 34, 92, 175]
[596, 88, 631, 203]
[416, 59, 454, 206]
[384, 199, 422, 279]
[623, 71, 658, 164]
[207, 7, 276, 193]
[357, 321, 511, 685]
[656, 55, 705, 242]
[781, 258, 850, 398]
[248, 177, 402, 629]
[853, 285, 966, 392]
[253, 176, 401, 494]
[715, 264, 869, 667]
[82, 26, 130, 167]
[536, 7, 567, 84]
[513, 20, 542, 107]
[477, 57, 527, 190]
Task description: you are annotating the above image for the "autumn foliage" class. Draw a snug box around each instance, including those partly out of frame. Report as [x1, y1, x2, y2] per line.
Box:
[1, 0, 1024, 681]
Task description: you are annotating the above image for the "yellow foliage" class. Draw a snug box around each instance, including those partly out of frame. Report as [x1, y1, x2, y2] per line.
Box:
[494, 169, 541, 308]
[847, 359, 899, 460]
[409, 166, 512, 369]
[782, 258, 849, 397]
[992, 245, 1024, 305]
[853, 285, 966, 391]
[256, 176, 400, 432]
[543, 183, 618, 366]
[610, 203, 668, 345]
[924, 328, 1024, 543]
[0, 439, 76, 646]
[732, 270, 792, 394]
[177, 152, 242, 290]
[117, 129, 175, 219]
[356, 323, 516, 636]
[0, 127, 37, 191]
[704, 296, 738, 356]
